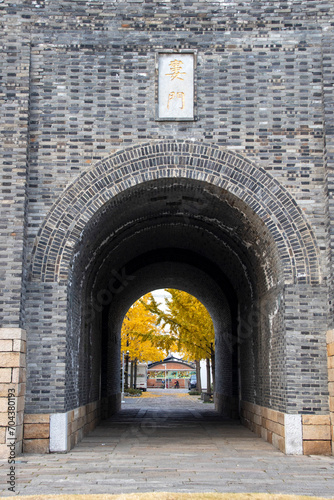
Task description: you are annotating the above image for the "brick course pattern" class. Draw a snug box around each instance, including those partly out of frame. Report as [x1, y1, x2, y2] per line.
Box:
[30, 141, 321, 286]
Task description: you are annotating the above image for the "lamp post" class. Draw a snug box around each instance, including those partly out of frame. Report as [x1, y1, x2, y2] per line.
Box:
[164, 363, 167, 389]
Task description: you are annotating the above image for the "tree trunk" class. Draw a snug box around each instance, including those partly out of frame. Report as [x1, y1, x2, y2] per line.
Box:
[210, 342, 215, 394]
[125, 353, 129, 389]
[206, 358, 211, 395]
[130, 360, 134, 389]
[134, 359, 137, 389]
[195, 360, 201, 392]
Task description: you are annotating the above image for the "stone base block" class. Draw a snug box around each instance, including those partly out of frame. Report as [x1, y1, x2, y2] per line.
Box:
[241, 401, 301, 455]
[304, 440, 332, 455]
[22, 400, 101, 453]
[0, 443, 9, 457]
[24, 423, 50, 439]
[23, 439, 50, 454]
[0, 328, 26, 458]
[242, 401, 333, 456]
[302, 414, 331, 454]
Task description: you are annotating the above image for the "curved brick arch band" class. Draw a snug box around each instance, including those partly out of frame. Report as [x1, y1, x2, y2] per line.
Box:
[30, 140, 320, 285]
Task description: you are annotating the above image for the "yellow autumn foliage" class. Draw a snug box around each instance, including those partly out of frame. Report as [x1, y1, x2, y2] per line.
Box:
[164, 288, 214, 360]
[143, 289, 214, 361]
[121, 293, 166, 363]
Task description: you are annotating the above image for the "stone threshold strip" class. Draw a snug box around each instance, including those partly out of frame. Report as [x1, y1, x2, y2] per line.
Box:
[0, 325, 333, 456]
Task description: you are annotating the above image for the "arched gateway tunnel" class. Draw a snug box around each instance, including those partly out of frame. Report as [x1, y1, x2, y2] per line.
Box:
[15, 141, 329, 456]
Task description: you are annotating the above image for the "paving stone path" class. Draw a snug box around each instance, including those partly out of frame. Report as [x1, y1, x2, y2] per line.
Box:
[1, 390, 334, 497]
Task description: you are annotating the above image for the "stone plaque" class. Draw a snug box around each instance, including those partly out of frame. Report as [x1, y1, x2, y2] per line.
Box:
[157, 52, 195, 120]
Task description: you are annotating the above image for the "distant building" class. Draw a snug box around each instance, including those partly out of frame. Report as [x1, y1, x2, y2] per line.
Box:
[148, 355, 195, 389]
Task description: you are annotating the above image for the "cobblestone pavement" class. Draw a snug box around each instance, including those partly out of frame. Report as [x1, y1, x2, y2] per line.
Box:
[1, 390, 334, 497]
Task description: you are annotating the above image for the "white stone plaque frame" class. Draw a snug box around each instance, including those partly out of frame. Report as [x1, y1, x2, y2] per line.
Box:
[156, 50, 196, 121]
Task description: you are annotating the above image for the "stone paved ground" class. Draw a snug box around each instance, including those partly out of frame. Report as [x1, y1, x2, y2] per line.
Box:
[1, 390, 334, 497]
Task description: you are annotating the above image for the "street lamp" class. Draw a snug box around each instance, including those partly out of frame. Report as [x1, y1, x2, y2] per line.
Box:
[164, 363, 167, 389]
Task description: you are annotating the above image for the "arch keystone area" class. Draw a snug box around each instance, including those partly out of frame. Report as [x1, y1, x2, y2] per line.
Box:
[30, 140, 321, 285]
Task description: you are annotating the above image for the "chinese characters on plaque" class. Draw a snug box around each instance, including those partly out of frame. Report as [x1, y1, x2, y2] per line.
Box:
[158, 53, 195, 120]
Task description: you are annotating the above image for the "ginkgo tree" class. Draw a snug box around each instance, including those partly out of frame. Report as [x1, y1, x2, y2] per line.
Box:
[142, 289, 215, 393]
[121, 293, 167, 388]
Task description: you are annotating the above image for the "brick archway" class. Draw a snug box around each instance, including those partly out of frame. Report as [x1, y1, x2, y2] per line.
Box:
[30, 140, 320, 285]
[23, 140, 331, 457]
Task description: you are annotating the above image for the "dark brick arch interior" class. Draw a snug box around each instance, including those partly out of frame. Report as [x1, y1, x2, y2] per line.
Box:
[104, 262, 236, 418]
[65, 175, 283, 419]
[24, 142, 329, 430]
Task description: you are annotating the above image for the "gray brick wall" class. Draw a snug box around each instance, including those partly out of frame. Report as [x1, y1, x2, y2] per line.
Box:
[0, 1, 333, 417]
[0, 29, 30, 327]
[323, 33, 334, 328]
